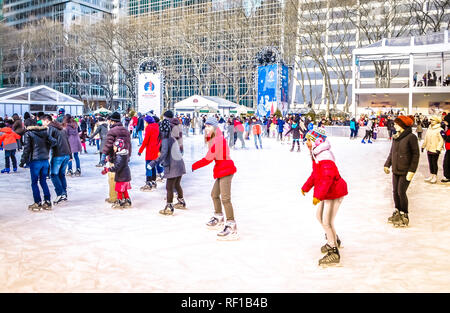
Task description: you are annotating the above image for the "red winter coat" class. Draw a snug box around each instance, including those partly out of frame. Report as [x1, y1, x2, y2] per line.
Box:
[139, 123, 160, 160]
[234, 120, 244, 132]
[192, 132, 237, 179]
[302, 140, 348, 201]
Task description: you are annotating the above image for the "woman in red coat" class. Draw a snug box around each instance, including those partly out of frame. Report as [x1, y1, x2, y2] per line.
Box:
[138, 115, 160, 191]
[192, 116, 238, 240]
[301, 127, 348, 266]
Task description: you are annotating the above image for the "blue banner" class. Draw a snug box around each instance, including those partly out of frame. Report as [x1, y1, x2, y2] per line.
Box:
[257, 64, 277, 117]
[280, 64, 289, 115]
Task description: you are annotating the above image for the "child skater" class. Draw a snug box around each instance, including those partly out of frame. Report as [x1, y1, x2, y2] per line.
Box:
[285, 117, 302, 152]
[102, 138, 131, 209]
[79, 129, 88, 154]
[192, 116, 239, 240]
[301, 127, 348, 266]
[372, 122, 379, 141]
[148, 119, 186, 216]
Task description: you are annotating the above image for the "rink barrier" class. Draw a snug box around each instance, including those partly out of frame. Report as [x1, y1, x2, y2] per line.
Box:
[322, 126, 426, 139]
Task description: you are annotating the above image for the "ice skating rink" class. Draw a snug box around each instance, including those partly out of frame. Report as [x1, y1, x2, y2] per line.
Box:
[0, 134, 449, 292]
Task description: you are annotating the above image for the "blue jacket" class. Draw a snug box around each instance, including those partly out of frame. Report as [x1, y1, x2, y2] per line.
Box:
[350, 120, 356, 130]
[277, 119, 285, 132]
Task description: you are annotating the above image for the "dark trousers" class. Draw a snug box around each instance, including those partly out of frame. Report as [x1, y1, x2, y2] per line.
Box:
[166, 176, 183, 203]
[350, 129, 357, 138]
[417, 132, 422, 140]
[5, 149, 17, 169]
[444, 150, 450, 179]
[427, 152, 440, 175]
[277, 132, 283, 140]
[392, 174, 411, 213]
[363, 130, 371, 140]
[389, 129, 396, 139]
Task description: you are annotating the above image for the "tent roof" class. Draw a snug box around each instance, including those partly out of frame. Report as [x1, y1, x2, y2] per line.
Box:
[0, 85, 83, 106]
[174, 95, 238, 110]
[353, 31, 450, 60]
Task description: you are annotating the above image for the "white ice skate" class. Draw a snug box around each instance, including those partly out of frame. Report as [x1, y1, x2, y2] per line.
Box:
[424, 176, 433, 182]
[217, 221, 239, 241]
[430, 175, 437, 184]
[206, 214, 224, 230]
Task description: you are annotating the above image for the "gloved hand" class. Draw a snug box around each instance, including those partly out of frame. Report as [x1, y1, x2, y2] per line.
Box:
[101, 167, 109, 175]
[313, 197, 321, 206]
[19, 162, 25, 168]
[421, 147, 424, 153]
[384, 167, 390, 174]
[301, 189, 306, 196]
[406, 171, 415, 181]
[138, 152, 141, 156]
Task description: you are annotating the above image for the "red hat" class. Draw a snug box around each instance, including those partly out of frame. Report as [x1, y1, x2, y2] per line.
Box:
[394, 115, 413, 129]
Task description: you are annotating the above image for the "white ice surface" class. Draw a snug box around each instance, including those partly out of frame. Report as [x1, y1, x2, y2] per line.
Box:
[0, 134, 449, 292]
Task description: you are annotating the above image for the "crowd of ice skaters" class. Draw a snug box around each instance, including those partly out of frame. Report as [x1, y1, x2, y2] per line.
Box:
[1, 108, 449, 266]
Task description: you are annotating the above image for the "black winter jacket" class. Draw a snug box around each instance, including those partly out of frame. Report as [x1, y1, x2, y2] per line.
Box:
[47, 122, 72, 157]
[109, 150, 131, 182]
[384, 127, 420, 175]
[20, 126, 56, 164]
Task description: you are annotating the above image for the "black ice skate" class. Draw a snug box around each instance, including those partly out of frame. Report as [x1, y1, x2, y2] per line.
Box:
[322, 234, 341, 253]
[206, 215, 224, 229]
[319, 247, 340, 266]
[140, 182, 153, 192]
[74, 169, 81, 177]
[388, 209, 400, 224]
[123, 198, 132, 208]
[217, 221, 239, 241]
[53, 194, 67, 205]
[174, 197, 187, 210]
[66, 169, 73, 176]
[151, 181, 157, 189]
[112, 199, 125, 209]
[159, 203, 174, 215]
[28, 202, 42, 212]
[393, 212, 409, 227]
[41, 200, 52, 210]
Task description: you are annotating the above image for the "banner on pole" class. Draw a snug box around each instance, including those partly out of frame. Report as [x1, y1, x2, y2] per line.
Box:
[138, 72, 161, 116]
[257, 64, 277, 117]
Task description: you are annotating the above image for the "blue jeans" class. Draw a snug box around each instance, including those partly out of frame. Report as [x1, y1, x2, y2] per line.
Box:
[138, 130, 143, 145]
[254, 135, 262, 148]
[350, 129, 357, 138]
[5, 149, 17, 168]
[50, 155, 69, 196]
[68, 152, 80, 171]
[29, 160, 51, 203]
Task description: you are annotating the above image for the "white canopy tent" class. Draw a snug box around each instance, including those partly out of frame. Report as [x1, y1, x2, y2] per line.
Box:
[173, 95, 239, 116]
[0, 85, 84, 117]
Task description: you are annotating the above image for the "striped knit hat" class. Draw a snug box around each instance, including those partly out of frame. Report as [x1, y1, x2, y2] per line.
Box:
[305, 127, 327, 142]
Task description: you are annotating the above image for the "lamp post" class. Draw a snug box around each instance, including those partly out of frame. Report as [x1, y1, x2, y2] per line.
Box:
[136, 57, 164, 116]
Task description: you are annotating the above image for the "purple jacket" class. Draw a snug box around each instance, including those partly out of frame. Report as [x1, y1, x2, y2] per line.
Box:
[65, 123, 82, 153]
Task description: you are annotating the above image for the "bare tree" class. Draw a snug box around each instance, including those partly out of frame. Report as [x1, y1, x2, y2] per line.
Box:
[409, 0, 450, 35]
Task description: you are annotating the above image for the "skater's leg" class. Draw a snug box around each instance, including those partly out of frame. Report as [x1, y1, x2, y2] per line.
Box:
[50, 157, 64, 196]
[166, 178, 176, 203]
[123, 190, 129, 199]
[211, 178, 223, 215]
[29, 161, 42, 204]
[444, 150, 450, 179]
[219, 174, 235, 221]
[59, 155, 69, 195]
[397, 175, 411, 214]
[254, 135, 258, 148]
[431, 153, 439, 175]
[10, 150, 17, 169]
[73, 152, 80, 170]
[39, 162, 51, 202]
[108, 171, 117, 201]
[5, 150, 10, 169]
[392, 174, 401, 210]
[174, 176, 183, 199]
[257, 134, 262, 147]
[322, 198, 343, 247]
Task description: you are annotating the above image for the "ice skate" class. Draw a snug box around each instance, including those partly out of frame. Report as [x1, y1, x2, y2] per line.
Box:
[105, 198, 115, 203]
[13, 168, 17, 173]
[151, 181, 157, 189]
[393, 212, 409, 227]
[28, 202, 42, 212]
[111, 199, 125, 209]
[441, 178, 450, 183]
[74, 168, 81, 177]
[140, 182, 153, 192]
[159, 203, 174, 215]
[95, 163, 103, 167]
[41, 200, 52, 210]
[430, 174, 437, 184]
[1, 168, 10, 174]
[206, 214, 224, 230]
[388, 209, 399, 224]
[157, 173, 165, 182]
[319, 247, 340, 266]
[53, 194, 67, 205]
[174, 197, 187, 210]
[217, 221, 239, 241]
[322, 235, 341, 253]
[424, 176, 433, 182]
[361, 139, 366, 144]
[123, 198, 132, 208]
[66, 169, 73, 176]
[368, 140, 373, 144]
